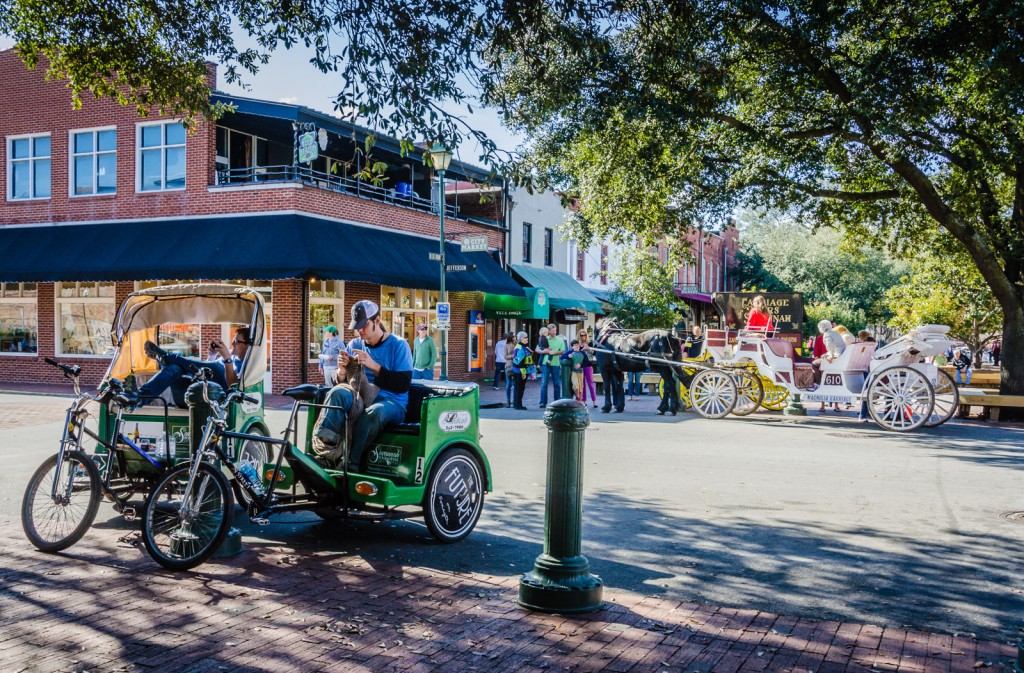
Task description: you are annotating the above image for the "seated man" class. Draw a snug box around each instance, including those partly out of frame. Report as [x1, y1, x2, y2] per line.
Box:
[315, 301, 413, 471]
[136, 328, 251, 407]
[684, 325, 704, 358]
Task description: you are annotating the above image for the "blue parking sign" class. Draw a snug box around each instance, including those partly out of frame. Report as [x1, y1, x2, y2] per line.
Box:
[436, 302, 451, 324]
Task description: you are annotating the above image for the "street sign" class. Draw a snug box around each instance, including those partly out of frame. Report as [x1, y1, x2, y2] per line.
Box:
[429, 252, 442, 261]
[445, 264, 475, 272]
[433, 323, 450, 330]
[460, 235, 489, 252]
[436, 302, 451, 324]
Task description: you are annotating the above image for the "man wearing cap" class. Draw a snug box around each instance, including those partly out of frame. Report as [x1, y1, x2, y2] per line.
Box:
[315, 300, 414, 471]
[411, 323, 438, 380]
[318, 325, 345, 386]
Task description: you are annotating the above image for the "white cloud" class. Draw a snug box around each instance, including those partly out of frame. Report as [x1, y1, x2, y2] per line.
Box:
[278, 96, 299, 104]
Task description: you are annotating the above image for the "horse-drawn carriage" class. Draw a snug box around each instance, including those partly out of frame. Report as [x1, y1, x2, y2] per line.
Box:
[593, 316, 958, 432]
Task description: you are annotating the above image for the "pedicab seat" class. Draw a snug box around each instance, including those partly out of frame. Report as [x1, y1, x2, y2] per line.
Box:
[387, 381, 480, 436]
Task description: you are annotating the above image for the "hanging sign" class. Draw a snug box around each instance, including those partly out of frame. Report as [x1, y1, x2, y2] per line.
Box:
[298, 132, 319, 163]
[460, 235, 489, 252]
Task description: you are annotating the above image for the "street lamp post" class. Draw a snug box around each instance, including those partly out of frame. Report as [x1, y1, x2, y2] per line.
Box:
[429, 143, 453, 381]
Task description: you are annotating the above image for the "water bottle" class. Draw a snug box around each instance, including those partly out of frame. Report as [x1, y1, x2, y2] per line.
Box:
[238, 463, 265, 496]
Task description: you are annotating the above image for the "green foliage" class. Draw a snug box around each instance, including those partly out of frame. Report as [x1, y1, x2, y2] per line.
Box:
[604, 247, 680, 329]
[884, 246, 1002, 355]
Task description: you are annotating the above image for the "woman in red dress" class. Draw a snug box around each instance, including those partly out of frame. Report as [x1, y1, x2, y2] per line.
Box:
[745, 295, 775, 333]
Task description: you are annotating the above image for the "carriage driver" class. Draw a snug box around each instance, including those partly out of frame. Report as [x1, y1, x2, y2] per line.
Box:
[133, 328, 251, 407]
[315, 301, 413, 471]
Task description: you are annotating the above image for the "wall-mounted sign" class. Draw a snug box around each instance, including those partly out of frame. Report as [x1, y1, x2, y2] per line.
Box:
[460, 235, 489, 252]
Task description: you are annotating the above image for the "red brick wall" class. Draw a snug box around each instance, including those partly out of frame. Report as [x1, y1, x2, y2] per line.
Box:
[269, 279, 305, 393]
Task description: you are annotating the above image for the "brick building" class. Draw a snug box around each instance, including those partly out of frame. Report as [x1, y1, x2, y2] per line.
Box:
[0, 50, 523, 392]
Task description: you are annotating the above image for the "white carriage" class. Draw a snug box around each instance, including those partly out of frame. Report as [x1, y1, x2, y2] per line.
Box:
[692, 324, 960, 432]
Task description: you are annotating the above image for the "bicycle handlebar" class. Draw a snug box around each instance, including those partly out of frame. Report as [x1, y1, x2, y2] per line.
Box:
[44, 357, 81, 378]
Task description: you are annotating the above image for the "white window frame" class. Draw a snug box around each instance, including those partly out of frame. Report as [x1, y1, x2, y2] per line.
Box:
[308, 281, 346, 363]
[0, 283, 38, 357]
[54, 282, 117, 358]
[69, 126, 117, 198]
[135, 120, 186, 193]
[7, 132, 51, 201]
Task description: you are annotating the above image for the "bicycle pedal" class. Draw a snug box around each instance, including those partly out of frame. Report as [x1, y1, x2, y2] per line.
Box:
[251, 517, 270, 526]
[121, 506, 137, 521]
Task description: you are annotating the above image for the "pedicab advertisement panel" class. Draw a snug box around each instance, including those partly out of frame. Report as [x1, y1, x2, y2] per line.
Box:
[713, 292, 804, 346]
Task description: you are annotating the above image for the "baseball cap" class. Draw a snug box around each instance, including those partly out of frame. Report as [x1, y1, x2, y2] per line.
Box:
[417, 323, 428, 330]
[349, 300, 380, 330]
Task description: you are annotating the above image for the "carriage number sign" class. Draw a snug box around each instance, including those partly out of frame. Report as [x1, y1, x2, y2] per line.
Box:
[822, 373, 843, 387]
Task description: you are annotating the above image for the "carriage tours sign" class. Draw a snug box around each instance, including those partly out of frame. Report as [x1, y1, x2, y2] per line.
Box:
[712, 292, 804, 346]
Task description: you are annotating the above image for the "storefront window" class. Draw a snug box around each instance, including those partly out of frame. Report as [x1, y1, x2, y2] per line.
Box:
[56, 283, 116, 356]
[0, 283, 38, 354]
[380, 286, 439, 359]
[309, 280, 345, 360]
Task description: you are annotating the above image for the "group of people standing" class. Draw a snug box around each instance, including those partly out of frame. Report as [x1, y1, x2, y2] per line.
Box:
[492, 323, 600, 410]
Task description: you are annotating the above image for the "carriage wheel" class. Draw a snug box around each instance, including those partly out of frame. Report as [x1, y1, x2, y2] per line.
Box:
[689, 369, 737, 419]
[924, 368, 959, 428]
[866, 366, 935, 432]
[730, 370, 765, 416]
[760, 379, 791, 411]
[657, 378, 692, 410]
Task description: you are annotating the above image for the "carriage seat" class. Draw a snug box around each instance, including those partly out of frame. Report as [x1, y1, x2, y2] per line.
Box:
[386, 380, 479, 436]
[759, 339, 816, 388]
[820, 342, 877, 374]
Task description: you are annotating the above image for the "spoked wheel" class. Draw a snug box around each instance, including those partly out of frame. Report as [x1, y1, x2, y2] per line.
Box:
[866, 366, 935, 432]
[22, 450, 102, 552]
[142, 463, 233, 571]
[730, 370, 765, 416]
[423, 448, 485, 543]
[232, 436, 272, 509]
[760, 379, 791, 411]
[925, 368, 959, 428]
[689, 369, 738, 419]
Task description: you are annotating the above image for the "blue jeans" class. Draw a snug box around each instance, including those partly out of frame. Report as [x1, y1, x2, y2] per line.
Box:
[412, 368, 434, 380]
[955, 368, 972, 385]
[505, 365, 515, 403]
[539, 363, 561, 406]
[138, 355, 228, 407]
[318, 387, 406, 470]
[628, 371, 642, 396]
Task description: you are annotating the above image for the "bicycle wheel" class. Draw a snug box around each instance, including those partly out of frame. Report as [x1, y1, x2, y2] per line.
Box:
[232, 436, 271, 510]
[22, 450, 102, 552]
[142, 462, 233, 571]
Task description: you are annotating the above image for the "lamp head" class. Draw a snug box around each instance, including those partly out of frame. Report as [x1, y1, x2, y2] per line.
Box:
[428, 143, 453, 172]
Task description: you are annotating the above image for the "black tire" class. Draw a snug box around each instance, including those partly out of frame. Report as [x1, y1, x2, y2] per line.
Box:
[232, 435, 272, 509]
[22, 450, 102, 552]
[423, 448, 485, 543]
[142, 463, 233, 571]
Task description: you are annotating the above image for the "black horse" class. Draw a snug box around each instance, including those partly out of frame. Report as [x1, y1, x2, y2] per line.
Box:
[594, 317, 684, 415]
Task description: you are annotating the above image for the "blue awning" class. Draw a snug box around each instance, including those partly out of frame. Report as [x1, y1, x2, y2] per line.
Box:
[0, 214, 523, 295]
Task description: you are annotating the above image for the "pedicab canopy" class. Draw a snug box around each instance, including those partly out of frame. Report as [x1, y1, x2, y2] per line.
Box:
[105, 284, 266, 388]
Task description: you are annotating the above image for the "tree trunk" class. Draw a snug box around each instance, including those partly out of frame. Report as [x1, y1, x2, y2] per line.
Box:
[998, 301, 1024, 420]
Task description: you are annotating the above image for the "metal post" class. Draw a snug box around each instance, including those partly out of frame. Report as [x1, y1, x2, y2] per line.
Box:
[439, 167, 448, 381]
[518, 399, 603, 613]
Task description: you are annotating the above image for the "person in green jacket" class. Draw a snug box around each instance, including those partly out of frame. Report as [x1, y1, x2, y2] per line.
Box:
[411, 323, 438, 380]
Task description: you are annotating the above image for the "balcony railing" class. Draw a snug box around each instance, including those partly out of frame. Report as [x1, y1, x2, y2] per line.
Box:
[215, 165, 460, 219]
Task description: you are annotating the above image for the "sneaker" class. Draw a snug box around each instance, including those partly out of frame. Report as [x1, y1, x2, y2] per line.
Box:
[144, 340, 170, 366]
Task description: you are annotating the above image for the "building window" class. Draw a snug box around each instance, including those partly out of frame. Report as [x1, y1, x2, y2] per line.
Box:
[380, 287, 439, 358]
[544, 228, 553, 267]
[575, 246, 585, 280]
[600, 245, 609, 285]
[522, 222, 533, 263]
[56, 282, 116, 356]
[309, 280, 345, 361]
[0, 283, 38, 354]
[137, 121, 186, 192]
[71, 128, 116, 196]
[8, 134, 51, 200]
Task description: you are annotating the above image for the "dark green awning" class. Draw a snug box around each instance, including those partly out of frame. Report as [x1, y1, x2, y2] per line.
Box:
[483, 288, 550, 320]
[0, 214, 524, 296]
[510, 265, 604, 313]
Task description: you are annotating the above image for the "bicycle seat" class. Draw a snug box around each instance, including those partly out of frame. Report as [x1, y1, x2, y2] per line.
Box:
[282, 384, 325, 402]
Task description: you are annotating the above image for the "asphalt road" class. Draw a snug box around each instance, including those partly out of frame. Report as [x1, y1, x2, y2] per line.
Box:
[2, 391, 1022, 641]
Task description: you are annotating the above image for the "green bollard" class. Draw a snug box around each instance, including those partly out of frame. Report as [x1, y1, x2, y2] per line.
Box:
[518, 399, 603, 614]
[783, 393, 808, 416]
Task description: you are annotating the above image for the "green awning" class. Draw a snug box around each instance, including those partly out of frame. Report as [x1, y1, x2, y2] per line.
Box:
[483, 288, 550, 320]
[510, 265, 604, 313]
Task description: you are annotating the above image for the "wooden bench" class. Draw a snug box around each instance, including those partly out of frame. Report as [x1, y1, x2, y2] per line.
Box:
[940, 366, 1000, 388]
[957, 390, 1024, 421]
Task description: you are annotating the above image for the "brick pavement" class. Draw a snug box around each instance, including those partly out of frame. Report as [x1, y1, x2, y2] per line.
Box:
[0, 517, 1015, 673]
